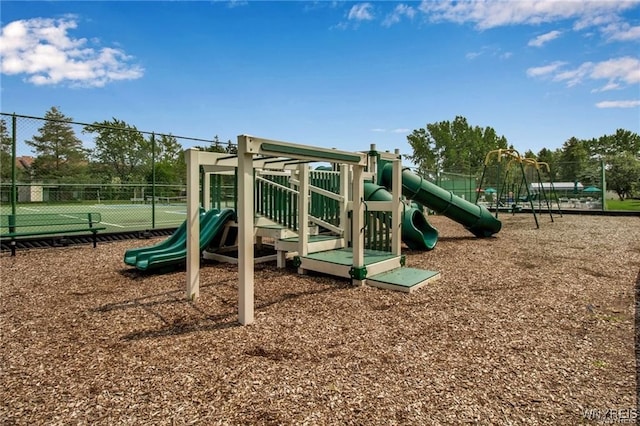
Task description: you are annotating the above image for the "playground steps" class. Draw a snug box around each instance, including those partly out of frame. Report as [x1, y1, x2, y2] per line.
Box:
[299, 248, 440, 293]
[254, 224, 297, 240]
[299, 248, 401, 280]
[254, 215, 319, 236]
[366, 268, 440, 293]
[276, 234, 345, 255]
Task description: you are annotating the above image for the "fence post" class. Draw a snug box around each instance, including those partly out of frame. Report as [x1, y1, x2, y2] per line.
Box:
[601, 159, 606, 211]
[11, 114, 17, 216]
[151, 133, 156, 228]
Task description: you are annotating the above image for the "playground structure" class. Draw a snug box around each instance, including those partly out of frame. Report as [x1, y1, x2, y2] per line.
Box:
[476, 149, 564, 228]
[125, 135, 502, 325]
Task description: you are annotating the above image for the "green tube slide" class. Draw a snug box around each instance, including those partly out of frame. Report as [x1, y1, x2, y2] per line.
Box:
[124, 208, 235, 271]
[380, 164, 501, 238]
[123, 207, 208, 266]
[364, 182, 438, 250]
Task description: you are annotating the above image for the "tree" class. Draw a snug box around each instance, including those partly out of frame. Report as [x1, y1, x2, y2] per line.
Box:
[406, 127, 437, 175]
[25, 107, 87, 181]
[84, 119, 149, 183]
[149, 133, 185, 184]
[606, 152, 640, 200]
[225, 139, 238, 155]
[588, 129, 640, 159]
[155, 134, 183, 164]
[406, 116, 508, 174]
[193, 135, 227, 153]
[536, 147, 561, 182]
[557, 137, 590, 182]
[0, 118, 12, 181]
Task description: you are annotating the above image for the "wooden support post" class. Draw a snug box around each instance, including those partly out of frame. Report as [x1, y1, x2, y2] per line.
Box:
[186, 149, 200, 301]
[391, 150, 402, 257]
[237, 135, 254, 325]
[297, 163, 310, 274]
[369, 143, 377, 182]
[351, 165, 365, 286]
[339, 164, 349, 241]
[203, 172, 211, 211]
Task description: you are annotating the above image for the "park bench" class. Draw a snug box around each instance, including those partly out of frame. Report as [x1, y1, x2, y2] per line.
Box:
[0, 212, 106, 256]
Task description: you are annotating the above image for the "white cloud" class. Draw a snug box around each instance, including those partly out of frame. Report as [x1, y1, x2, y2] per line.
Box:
[330, 21, 350, 31]
[526, 61, 566, 77]
[528, 30, 563, 47]
[601, 22, 640, 41]
[348, 3, 374, 21]
[591, 82, 621, 93]
[370, 128, 410, 134]
[466, 45, 513, 60]
[382, 4, 416, 27]
[553, 62, 593, 87]
[418, 0, 637, 30]
[595, 100, 640, 108]
[528, 56, 640, 91]
[0, 17, 143, 87]
[226, 0, 248, 8]
[591, 56, 640, 84]
[466, 51, 482, 60]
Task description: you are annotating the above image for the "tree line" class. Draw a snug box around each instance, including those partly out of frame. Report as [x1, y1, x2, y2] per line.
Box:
[0, 107, 235, 186]
[406, 116, 640, 200]
[1, 108, 639, 200]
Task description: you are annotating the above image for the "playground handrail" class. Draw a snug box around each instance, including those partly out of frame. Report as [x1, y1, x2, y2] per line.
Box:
[256, 171, 346, 237]
[255, 175, 298, 194]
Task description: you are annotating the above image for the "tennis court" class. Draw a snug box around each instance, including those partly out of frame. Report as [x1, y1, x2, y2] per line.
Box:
[0, 202, 188, 233]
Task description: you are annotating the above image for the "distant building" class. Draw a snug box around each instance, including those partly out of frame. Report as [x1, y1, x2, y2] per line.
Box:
[530, 182, 583, 193]
[16, 156, 34, 172]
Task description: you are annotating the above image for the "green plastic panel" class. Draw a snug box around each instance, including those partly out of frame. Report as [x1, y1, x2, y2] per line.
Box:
[260, 143, 363, 164]
[368, 267, 440, 288]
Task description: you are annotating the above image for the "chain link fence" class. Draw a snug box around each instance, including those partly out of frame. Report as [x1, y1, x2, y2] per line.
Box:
[1, 112, 638, 239]
[0, 112, 219, 233]
[411, 154, 639, 212]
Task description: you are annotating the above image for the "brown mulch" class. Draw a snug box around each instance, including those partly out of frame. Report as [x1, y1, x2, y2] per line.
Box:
[1, 214, 639, 425]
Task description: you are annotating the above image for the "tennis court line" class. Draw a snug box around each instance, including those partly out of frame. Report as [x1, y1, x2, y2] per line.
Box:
[19, 207, 41, 212]
[59, 213, 125, 228]
[101, 221, 125, 228]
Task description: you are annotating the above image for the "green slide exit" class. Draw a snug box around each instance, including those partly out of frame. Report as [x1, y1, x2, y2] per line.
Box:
[380, 164, 501, 238]
[364, 183, 439, 250]
[124, 208, 235, 271]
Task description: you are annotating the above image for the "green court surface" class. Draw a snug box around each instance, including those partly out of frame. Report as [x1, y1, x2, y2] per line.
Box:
[0, 202, 189, 233]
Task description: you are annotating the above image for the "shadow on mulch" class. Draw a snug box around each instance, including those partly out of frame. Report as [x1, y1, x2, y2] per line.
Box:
[92, 283, 341, 341]
[117, 264, 190, 278]
[436, 235, 493, 242]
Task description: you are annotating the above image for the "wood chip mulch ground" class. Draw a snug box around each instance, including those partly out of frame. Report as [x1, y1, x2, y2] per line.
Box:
[1, 213, 639, 425]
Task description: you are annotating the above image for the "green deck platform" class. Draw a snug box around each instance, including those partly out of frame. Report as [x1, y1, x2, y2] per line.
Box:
[367, 267, 440, 293]
[302, 247, 398, 265]
[280, 234, 343, 244]
[300, 248, 440, 293]
[275, 234, 345, 255]
[300, 248, 403, 280]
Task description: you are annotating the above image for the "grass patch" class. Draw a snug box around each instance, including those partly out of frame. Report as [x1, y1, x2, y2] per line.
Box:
[593, 360, 607, 369]
[605, 198, 640, 211]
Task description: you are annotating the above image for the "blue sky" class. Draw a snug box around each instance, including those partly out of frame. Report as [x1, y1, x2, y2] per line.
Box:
[1, 1, 639, 158]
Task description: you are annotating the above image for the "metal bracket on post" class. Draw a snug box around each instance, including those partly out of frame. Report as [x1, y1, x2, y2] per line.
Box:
[349, 266, 367, 281]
